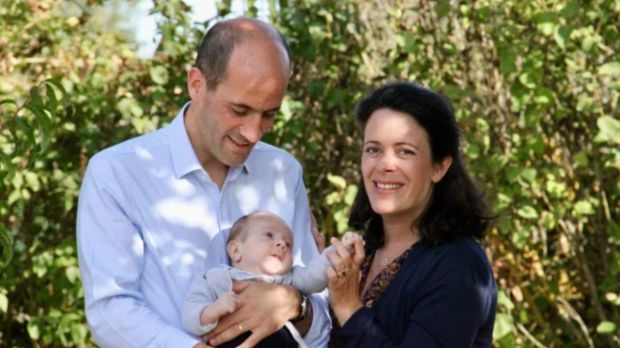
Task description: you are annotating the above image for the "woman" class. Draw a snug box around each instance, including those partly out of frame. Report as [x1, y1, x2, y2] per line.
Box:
[326, 82, 497, 347]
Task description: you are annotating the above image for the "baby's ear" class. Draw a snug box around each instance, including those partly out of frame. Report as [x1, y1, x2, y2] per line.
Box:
[227, 241, 242, 263]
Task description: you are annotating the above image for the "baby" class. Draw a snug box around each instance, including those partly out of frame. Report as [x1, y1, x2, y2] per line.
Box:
[181, 211, 361, 346]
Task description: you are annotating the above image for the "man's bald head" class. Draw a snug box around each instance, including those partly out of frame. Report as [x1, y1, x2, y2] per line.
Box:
[195, 17, 291, 90]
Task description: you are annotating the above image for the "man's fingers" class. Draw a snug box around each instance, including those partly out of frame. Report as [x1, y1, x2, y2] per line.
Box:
[207, 320, 248, 346]
[235, 328, 269, 348]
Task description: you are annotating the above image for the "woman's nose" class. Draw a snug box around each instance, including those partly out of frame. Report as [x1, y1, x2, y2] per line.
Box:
[378, 152, 396, 171]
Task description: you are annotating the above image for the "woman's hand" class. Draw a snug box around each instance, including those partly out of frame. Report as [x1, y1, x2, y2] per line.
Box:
[326, 236, 365, 326]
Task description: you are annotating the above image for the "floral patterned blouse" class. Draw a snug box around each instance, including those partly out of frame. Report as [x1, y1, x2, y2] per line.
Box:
[359, 246, 413, 308]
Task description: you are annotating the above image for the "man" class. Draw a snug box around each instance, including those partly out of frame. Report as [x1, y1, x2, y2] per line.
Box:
[77, 17, 330, 348]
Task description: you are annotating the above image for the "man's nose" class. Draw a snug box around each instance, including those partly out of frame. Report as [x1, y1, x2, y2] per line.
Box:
[239, 114, 264, 144]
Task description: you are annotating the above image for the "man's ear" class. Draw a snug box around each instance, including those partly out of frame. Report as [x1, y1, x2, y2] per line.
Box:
[431, 156, 453, 183]
[227, 240, 242, 264]
[187, 67, 205, 100]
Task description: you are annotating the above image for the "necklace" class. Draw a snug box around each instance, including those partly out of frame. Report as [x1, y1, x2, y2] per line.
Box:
[382, 257, 390, 266]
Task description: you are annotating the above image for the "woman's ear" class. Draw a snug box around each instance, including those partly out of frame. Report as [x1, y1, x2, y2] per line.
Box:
[227, 240, 242, 264]
[431, 156, 453, 183]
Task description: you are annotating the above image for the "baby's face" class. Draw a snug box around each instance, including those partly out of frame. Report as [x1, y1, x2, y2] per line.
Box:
[234, 214, 294, 276]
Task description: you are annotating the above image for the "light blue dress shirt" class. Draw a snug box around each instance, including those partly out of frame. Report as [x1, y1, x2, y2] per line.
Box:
[77, 104, 330, 347]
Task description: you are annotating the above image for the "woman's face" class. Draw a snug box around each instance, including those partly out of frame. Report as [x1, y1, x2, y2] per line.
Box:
[361, 108, 449, 223]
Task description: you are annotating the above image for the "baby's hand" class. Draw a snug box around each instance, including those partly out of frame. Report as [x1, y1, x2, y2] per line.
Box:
[200, 291, 239, 327]
[340, 231, 364, 252]
[213, 291, 238, 316]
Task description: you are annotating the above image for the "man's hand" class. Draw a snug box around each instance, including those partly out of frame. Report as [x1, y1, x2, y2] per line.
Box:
[192, 343, 213, 348]
[205, 281, 299, 348]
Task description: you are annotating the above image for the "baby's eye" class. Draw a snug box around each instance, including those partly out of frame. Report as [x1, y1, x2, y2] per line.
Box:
[264, 231, 273, 238]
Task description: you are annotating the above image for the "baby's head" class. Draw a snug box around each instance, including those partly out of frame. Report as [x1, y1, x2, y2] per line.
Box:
[226, 211, 294, 276]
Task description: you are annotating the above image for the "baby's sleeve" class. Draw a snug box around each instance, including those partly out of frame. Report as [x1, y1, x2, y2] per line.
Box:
[290, 249, 333, 294]
[181, 267, 232, 336]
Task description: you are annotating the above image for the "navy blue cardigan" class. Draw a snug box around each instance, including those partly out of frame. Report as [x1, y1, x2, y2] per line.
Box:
[335, 236, 497, 347]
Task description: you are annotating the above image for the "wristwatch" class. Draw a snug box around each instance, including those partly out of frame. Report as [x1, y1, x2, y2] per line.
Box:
[291, 292, 309, 323]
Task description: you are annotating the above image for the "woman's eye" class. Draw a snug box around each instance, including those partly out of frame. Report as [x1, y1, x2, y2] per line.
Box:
[364, 146, 379, 154]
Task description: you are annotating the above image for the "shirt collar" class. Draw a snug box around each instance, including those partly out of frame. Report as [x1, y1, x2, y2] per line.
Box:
[168, 102, 251, 179]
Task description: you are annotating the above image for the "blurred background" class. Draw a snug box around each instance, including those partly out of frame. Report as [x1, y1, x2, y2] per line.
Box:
[1, 0, 619, 346]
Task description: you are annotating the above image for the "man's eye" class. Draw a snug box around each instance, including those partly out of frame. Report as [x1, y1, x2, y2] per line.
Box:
[232, 108, 248, 116]
[264, 111, 277, 119]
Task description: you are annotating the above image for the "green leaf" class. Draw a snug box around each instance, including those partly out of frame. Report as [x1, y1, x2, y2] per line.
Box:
[24, 104, 52, 152]
[572, 151, 589, 168]
[436, 0, 451, 17]
[599, 62, 620, 76]
[0, 225, 13, 268]
[0, 292, 7, 313]
[344, 185, 358, 206]
[27, 320, 40, 340]
[150, 65, 170, 85]
[0, 98, 17, 107]
[493, 313, 514, 339]
[553, 26, 571, 48]
[327, 174, 347, 190]
[117, 98, 144, 118]
[498, 46, 516, 75]
[596, 321, 616, 334]
[65, 265, 81, 283]
[595, 116, 620, 144]
[573, 200, 595, 217]
[325, 192, 340, 205]
[516, 205, 538, 219]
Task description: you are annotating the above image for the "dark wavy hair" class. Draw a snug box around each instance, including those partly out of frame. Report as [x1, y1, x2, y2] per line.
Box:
[195, 18, 291, 90]
[348, 82, 493, 251]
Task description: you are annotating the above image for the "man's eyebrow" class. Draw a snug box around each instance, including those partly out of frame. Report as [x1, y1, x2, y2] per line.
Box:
[230, 102, 280, 113]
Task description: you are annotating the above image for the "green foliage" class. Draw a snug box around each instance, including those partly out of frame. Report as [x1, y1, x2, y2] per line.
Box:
[1, 0, 619, 347]
[0, 0, 197, 346]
